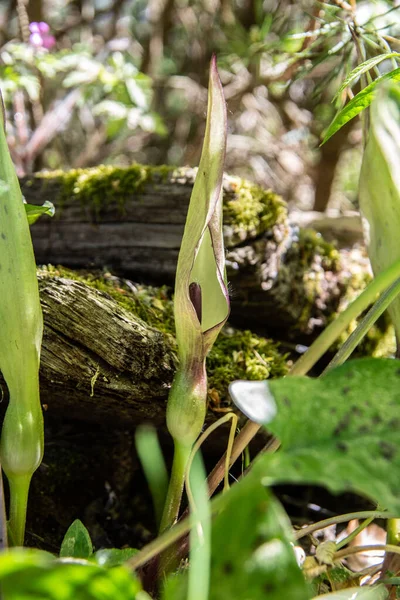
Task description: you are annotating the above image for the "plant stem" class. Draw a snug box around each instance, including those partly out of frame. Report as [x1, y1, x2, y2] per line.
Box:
[206, 419, 261, 497]
[128, 489, 228, 572]
[8, 474, 31, 546]
[159, 440, 191, 534]
[335, 515, 374, 550]
[294, 511, 395, 540]
[335, 544, 400, 561]
[322, 278, 400, 375]
[290, 257, 400, 376]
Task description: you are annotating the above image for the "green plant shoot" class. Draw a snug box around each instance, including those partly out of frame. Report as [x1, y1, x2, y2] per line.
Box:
[160, 56, 229, 533]
[359, 82, 400, 345]
[0, 94, 44, 546]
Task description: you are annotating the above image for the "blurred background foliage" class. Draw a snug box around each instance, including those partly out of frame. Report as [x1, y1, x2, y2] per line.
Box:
[0, 0, 399, 212]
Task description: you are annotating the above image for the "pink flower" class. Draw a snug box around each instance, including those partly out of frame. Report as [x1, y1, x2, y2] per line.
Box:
[29, 22, 55, 49]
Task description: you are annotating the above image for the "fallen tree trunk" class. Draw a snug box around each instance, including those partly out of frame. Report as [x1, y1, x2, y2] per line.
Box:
[37, 273, 175, 429]
[22, 164, 371, 341]
[0, 267, 288, 432]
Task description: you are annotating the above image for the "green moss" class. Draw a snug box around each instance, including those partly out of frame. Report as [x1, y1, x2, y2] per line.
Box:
[208, 328, 288, 407]
[37, 163, 177, 215]
[223, 175, 287, 239]
[280, 228, 341, 333]
[294, 228, 340, 271]
[335, 268, 396, 358]
[39, 266, 289, 406]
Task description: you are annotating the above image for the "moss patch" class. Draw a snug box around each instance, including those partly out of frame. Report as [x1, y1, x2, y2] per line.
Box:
[294, 228, 340, 272]
[208, 328, 288, 409]
[223, 175, 287, 241]
[34, 164, 287, 239]
[39, 266, 289, 407]
[37, 164, 177, 215]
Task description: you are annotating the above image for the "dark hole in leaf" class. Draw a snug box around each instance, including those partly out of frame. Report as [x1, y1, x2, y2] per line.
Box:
[342, 387, 350, 395]
[336, 441, 348, 453]
[379, 441, 396, 461]
[222, 561, 233, 574]
[333, 413, 351, 436]
[189, 282, 202, 324]
[358, 425, 369, 435]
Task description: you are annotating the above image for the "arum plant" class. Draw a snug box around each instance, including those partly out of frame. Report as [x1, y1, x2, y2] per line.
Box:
[0, 93, 44, 546]
[159, 56, 229, 533]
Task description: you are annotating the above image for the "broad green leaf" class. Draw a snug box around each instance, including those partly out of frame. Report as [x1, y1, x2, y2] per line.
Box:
[60, 519, 93, 559]
[359, 82, 400, 341]
[322, 68, 400, 144]
[93, 548, 138, 568]
[208, 476, 309, 600]
[0, 94, 44, 545]
[24, 200, 55, 225]
[237, 359, 400, 512]
[312, 585, 388, 599]
[0, 548, 145, 600]
[335, 53, 400, 101]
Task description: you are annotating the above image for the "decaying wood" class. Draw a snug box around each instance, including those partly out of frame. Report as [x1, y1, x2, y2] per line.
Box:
[22, 166, 370, 341]
[36, 274, 175, 428]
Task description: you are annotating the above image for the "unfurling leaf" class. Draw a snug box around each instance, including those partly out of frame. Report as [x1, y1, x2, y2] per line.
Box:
[167, 56, 229, 448]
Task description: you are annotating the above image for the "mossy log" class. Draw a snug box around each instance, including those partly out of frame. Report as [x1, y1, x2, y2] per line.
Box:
[22, 164, 370, 342]
[2, 267, 286, 432]
[17, 268, 288, 550]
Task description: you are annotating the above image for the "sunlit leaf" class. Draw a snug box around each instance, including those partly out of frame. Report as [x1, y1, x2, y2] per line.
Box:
[322, 68, 400, 144]
[334, 53, 400, 100]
